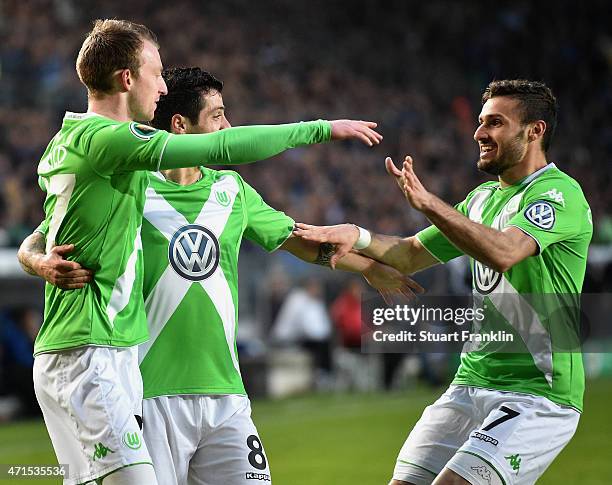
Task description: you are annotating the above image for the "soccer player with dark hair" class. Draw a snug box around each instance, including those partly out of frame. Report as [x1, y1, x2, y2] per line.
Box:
[18, 17, 386, 485]
[140, 66, 420, 484]
[294, 80, 592, 485]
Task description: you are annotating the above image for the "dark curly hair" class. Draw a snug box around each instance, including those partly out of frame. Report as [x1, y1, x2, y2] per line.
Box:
[151, 67, 223, 131]
[482, 80, 558, 152]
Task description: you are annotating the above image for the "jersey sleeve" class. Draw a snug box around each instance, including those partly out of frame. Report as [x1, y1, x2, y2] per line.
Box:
[87, 122, 172, 175]
[35, 219, 49, 237]
[160, 120, 331, 169]
[239, 176, 295, 252]
[506, 176, 589, 253]
[415, 197, 470, 263]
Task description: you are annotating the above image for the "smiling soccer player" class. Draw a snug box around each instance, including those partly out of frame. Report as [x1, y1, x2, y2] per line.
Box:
[294, 80, 593, 485]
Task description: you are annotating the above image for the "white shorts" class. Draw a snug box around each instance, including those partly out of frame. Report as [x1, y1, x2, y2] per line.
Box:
[33, 346, 153, 485]
[393, 385, 580, 485]
[143, 394, 271, 485]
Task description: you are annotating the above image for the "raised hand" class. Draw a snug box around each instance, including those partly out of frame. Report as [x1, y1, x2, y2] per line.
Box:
[293, 223, 359, 269]
[330, 120, 383, 146]
[363, 261, 425, 305]
[385, 155, 431, 211]
[37, 244, 93, 290]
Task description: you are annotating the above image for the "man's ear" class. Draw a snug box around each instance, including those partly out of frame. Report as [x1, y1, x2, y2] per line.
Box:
[528, 120, 546, 143]
[110, 68, 132, 93]
[170, 114, 188, 134]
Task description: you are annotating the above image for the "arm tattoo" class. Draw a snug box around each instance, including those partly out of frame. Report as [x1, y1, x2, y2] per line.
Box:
[18, 231, 46, 276]
[314, 242, 336, 267]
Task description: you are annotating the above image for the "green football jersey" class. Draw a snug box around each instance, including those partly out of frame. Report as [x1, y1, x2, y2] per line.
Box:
[139, 168, 293, 398]
[417, 164, 592, 410]
[35, 112, 330, 355]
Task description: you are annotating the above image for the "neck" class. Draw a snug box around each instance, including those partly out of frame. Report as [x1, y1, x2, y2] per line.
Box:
[161, 167, 201, 185]
[87, 93, 132, 122]
[499, 150, 548, 188]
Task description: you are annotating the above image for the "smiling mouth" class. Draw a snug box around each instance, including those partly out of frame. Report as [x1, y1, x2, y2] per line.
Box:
[479, 144, 497, 157]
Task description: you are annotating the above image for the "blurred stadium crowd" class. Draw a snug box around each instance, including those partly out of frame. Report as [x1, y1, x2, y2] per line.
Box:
[1, 0, 611, 246]
[1, 0, 611, 417]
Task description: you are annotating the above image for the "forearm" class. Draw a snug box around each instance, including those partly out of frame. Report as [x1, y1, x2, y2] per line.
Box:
[17, 232, 46, 276]
[334, 251, 380, 274]
[361, 234, 411, 272]
[361, 234, 437, 275]
[282, 232, 424, 299]
[282, 236, 375, 274]
[420, 194, 513, 272]
[160, 120, 331, 169]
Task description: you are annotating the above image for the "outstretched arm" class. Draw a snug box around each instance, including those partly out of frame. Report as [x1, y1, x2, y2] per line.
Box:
[388, 156, 537, 273]
[17, 231, 92, 290]
[160, 119, 382, 169]
[292, 224, 439, 275]
[90, 119, 382, 174]
[279, 235, 424, 304]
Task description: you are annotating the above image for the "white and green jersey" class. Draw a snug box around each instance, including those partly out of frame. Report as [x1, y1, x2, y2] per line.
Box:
[139, 168, 294, 398]
[35, 112, 330, 355]
[417, 164, 592, 411]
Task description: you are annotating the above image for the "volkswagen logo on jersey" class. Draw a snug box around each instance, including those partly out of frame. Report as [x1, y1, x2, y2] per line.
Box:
[168, 224, 220, 281]
[474, 260, 502, 294]
[524, 200, 555, 230]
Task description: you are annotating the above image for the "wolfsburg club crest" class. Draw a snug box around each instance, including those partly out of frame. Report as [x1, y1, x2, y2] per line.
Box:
[474, 260, 502, 294]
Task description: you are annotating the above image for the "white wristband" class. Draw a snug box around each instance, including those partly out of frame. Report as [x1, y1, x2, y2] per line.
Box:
[353, 225, 372, 250]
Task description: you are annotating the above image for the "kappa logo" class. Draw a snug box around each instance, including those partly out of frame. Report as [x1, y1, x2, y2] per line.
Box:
[92, 442, 114, 461]
[524, 201, 555, 230]
[505, 454, 522, 473]
[471, 465, 492, 484]
[471, 431, 499, 446]
[245, 472, 271, 481]
[540, 188, 565, 207]
[474, 260, 502, 294]
[168, 224, 220, 281]
[129, 122, 158, 140]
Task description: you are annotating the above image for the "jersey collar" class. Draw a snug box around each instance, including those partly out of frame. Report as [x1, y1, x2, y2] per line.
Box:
[498, 162, 557, 190]
[520, 162, 557, 185]
[64, 111, 103, 120]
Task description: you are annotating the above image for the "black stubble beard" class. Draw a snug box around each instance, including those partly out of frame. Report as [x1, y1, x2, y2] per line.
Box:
[478, 131, 528, 176]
